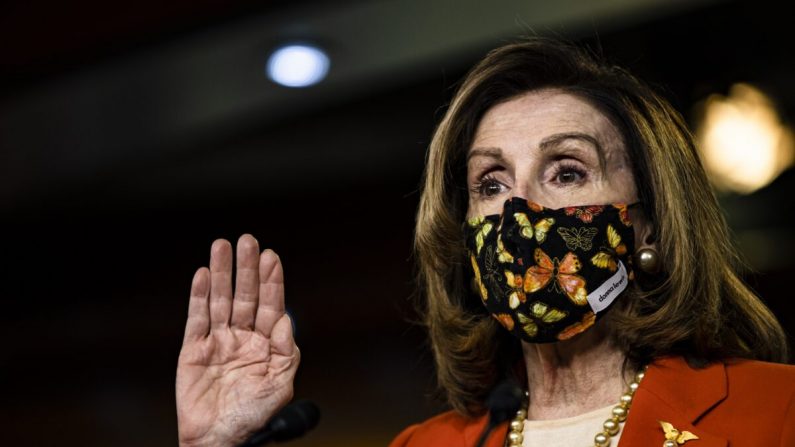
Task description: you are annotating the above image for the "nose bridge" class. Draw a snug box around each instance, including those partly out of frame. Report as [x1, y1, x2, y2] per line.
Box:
[512, 181, 532, 202]
[512, 165, 537, 202]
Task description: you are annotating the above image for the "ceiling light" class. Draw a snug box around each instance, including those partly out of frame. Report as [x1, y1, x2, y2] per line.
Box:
[266, 44, 330, 88]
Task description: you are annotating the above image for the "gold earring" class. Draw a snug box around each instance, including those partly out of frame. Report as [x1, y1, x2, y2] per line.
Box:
[635, 248, 661, 274]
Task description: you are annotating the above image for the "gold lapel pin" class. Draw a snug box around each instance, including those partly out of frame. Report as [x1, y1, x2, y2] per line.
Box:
[659, 421, 699, 447]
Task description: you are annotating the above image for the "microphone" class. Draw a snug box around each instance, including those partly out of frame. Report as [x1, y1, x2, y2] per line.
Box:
[474, 380, 524, 447]
[238, 399, 321, 446]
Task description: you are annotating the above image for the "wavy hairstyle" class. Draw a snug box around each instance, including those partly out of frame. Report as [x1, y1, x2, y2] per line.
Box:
[414, 37, 789, 416]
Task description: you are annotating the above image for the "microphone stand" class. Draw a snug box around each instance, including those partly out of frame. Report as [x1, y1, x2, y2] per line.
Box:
[238, 400, 320, 447]
[474, 380, 524, 447]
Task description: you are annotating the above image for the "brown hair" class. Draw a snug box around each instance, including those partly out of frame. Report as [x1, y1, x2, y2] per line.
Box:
[414, 37, 789, 416]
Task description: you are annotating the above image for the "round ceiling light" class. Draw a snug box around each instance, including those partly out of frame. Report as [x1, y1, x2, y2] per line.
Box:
[266, 44, 330, 88]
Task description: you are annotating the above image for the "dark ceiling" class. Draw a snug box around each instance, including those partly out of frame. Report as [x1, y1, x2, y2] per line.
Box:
[0, 0, 332, 87]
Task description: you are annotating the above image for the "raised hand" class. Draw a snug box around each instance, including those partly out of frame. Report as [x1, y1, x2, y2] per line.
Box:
[176, 235, 300, 447]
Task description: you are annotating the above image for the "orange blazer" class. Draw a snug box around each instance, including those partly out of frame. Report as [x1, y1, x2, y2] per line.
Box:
[389, 357, 795, 447]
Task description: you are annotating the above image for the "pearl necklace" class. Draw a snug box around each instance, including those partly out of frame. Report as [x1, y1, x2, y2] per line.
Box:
[506, 367, 647, 447]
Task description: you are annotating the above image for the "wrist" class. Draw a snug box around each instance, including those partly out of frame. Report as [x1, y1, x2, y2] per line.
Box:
[179, 438, 214, 447]
[179, 429, 249, 447]
[179, 433, 225, 447]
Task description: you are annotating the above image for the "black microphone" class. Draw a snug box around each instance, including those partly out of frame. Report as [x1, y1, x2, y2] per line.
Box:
[474, 380, 524, 447]
[238, 399, 321, 446]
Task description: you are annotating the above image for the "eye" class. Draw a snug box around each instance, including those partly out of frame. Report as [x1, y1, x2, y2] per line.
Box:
[557, 169, 583, 184]
[551, 162, 587, 185]
[472, 174, 505, 197]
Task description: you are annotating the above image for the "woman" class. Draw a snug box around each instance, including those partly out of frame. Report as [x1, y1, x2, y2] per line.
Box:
[176, 38, 795, 447]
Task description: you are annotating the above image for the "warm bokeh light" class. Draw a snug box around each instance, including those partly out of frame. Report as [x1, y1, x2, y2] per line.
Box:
[696, 83, 794, 194]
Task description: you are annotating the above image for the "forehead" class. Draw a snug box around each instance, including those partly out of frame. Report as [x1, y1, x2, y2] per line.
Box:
[470, 89, 624, 152]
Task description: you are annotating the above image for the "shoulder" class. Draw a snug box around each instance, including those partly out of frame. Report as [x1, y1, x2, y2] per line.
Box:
[650, 356, 795, 396]
[723, 357, 795, 383]
[651, 355, 795, 381]
[387, 410, 489, 447]
[706, 359, 795, 443]
[649, 356, 795, 426]
[721, 358, 795, 407]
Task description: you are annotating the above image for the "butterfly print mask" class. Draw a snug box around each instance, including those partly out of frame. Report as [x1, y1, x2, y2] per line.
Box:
[464, 197, 637, 343]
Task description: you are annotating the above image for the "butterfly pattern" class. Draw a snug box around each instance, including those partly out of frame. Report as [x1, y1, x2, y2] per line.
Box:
[516, 302, 568, 338]
[523, 248, 588, 306]
[557, 226, 598, 251]
[591, 224, 627, 272]
[475, 244, 504, 303]
[464, 197, 635, 342]
[492, 313, 515, 331]
[504, 270, 526, 309]
[613, 203, 632, 227]
[514, 213, 555, 244]
[526, 200, 545, 213]
[564, 205, 604, 223]
[469, 253, 488, 301]
[496, 234, 514, 263]
[467, 216, 493, 255]
[557, 311, 596, 341]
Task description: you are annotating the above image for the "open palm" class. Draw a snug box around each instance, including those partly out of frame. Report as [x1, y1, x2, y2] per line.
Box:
[176, 235, 299, 447]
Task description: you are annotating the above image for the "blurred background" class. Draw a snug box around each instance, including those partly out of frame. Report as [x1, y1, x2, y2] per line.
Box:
[2, 0, 794, 445]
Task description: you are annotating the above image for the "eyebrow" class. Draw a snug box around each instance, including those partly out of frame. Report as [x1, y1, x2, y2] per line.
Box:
[539, 132, 607, 172]
[467, 132, 608, 172]
[466, 147, 506, 164]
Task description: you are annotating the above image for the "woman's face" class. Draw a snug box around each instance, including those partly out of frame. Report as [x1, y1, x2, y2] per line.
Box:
[466, 89, 638, 219]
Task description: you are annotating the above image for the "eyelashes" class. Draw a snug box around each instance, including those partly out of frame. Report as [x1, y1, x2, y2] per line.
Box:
[469, 160, 589, 199]
[549, 160, 588, 185]
[470, 173, 504, 197]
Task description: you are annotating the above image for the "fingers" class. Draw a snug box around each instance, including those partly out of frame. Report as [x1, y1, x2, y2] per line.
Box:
[183, 267, 210, 342]
[209, 239, 234, 329]
[271, 313, 297, 357]
[231, 234, 260, 330]
[255, 249, 286, 336]
[204, 237, 287, 336]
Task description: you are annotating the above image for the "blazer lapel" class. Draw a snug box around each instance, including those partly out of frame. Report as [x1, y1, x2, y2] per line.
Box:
[619, 357, 728, 447]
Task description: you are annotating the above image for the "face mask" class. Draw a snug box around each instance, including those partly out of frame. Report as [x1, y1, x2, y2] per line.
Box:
[463, 197, 636, 343]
